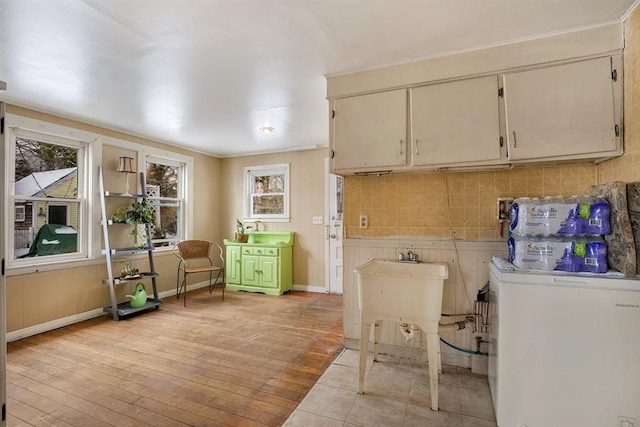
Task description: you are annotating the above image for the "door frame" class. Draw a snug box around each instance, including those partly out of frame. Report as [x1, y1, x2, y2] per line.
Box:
[324, 158, 343, 295]
[1, 101, 7, 427]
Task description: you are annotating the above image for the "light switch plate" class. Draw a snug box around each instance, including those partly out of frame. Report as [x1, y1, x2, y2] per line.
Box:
[312, 216, 323, 225]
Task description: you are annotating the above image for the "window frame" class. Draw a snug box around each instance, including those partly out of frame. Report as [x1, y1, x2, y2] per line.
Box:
[144, 153, 188, 249]
[14, 205, 25, 222]
[243, 163, 290, 222]
[6, 124, 90, 268]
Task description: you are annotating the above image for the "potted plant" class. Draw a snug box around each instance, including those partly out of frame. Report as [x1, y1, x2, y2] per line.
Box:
[128, 199, 156, 224]
[111, 204, 132, 224]
[235, 219, 249, 243]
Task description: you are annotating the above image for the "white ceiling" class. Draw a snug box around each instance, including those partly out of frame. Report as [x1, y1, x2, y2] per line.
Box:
[0, 0, 636, 157]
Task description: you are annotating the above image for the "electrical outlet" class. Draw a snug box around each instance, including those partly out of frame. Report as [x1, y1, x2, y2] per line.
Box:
[312, 216, 323, 225]
[359, 215, 368, 229]
[497, 198, 513, 222]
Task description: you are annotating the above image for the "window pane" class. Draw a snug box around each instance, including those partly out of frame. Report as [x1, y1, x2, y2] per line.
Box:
[15, 137, 78, 199]
[146, 159, 183, 246]
[252, 195, 284, 215]
[146, 162, 179, 198]
[152, 205, 179, 245]
[13, 136, 80, 259]
[253, 174, 284, 194]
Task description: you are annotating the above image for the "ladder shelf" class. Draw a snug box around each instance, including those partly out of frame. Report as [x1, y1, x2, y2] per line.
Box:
[98, 166, 161, 320]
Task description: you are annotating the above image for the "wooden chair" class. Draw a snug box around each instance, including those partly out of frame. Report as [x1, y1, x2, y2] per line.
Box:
[173, 240, 225, 306]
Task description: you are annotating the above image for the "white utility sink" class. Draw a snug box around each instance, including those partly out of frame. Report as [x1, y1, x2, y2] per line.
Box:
[354, 258, 448, 411]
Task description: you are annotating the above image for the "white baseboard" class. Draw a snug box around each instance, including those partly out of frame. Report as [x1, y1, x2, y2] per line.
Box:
[293, 284, 328, 293]
[7, 309, 106, 342]
[7, 278, 218, 342]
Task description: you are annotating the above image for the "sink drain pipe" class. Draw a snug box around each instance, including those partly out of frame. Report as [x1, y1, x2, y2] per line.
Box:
[398, 319, 488, 356]
[399, 318, 473, 341]
[398, 323, 420, 340]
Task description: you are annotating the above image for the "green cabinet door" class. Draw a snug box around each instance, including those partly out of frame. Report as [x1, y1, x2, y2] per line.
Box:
[226, 246, 241, 284]
[259, 256, 279, 288]
[241, 255, 260, 286]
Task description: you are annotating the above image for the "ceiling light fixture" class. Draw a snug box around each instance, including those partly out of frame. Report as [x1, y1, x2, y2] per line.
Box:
[259, 126, 276, 134]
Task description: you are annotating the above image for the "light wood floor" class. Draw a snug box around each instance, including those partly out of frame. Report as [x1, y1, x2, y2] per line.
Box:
[6, 288, 344, 426]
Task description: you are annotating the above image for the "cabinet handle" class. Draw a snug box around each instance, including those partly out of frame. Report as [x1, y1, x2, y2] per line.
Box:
[415, 139, 419, 155]
[399, 139, 404, 155]
[512, 131, 517, 148]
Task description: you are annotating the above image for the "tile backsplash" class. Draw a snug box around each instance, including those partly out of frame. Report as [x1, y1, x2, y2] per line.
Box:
[344, 163, 597, 240]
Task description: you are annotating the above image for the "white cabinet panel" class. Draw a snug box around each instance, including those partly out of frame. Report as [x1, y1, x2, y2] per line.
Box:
[331, 89, 407, 171]
[411, 76, 502, 167]
[504, 57, 620, 161]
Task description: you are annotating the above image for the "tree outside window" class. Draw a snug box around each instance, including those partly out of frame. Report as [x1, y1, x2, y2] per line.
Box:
[146, 158, 183, 247]
[244, 164, 289, 221]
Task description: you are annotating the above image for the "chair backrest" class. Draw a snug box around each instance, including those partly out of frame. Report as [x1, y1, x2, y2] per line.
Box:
[176, 240, 212, 260]
[174, 240, 223, 263]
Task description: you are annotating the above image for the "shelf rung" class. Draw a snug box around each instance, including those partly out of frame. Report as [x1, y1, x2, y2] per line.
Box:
[103, 299, 162, 319]
[102, 272, 159, 285]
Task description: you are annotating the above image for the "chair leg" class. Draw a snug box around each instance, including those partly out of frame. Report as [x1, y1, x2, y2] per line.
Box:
[208, 269, 225, 301]
[183, 272, 187, 307]
[176, 269, 181, 300]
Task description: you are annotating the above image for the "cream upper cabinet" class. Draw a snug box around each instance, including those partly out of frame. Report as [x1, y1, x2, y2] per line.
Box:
[503, 56, 621, 162]
[331, 89, 407, 172]
[411, 76, 503, 167]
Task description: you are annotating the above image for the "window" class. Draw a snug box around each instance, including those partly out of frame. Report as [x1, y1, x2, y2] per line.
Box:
[244, 164, 290, 221]
[15, 205, 25, 222]
[145, 155, 185, 247]
[9, 129, 87, 263]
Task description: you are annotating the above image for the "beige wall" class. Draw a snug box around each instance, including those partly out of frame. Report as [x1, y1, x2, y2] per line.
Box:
[220, 148, 329, 289]
[6, 105, 223, 333]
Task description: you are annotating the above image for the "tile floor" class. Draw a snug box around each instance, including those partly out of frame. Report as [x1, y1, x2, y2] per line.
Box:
[284, 348, 497, 427]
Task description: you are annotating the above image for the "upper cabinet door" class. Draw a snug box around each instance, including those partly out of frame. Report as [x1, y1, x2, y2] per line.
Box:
[411, 76, 502, 167]
[331, 89, 407, 171]
[503, 57, 620, 161]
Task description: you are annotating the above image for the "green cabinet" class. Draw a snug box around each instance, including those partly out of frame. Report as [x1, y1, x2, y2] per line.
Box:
[223, 232, 294, 296]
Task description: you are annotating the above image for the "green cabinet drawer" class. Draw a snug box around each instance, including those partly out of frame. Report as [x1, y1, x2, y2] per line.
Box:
[254, 247, 279, 256]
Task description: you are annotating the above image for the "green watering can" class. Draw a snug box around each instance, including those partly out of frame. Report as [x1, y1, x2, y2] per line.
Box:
[126, 283, 148, 308]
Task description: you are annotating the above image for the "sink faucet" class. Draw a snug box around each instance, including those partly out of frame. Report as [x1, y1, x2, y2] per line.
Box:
[406, 251, 419, 262]
[254, 220, 262, 231]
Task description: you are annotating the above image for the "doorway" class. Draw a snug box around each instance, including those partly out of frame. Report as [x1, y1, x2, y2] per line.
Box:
[325, 159, 343, 295]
